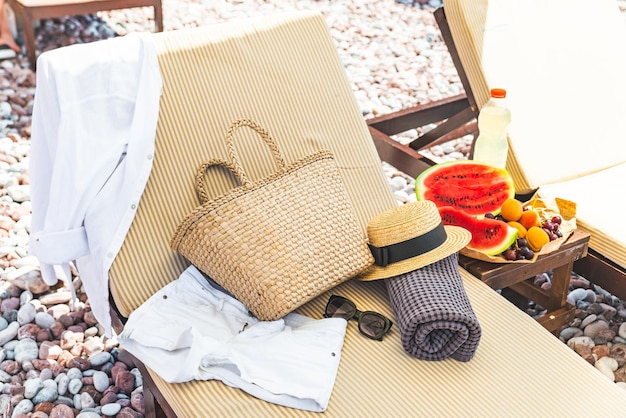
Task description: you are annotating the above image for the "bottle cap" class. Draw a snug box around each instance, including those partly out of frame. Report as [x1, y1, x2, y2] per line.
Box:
[490, 88, 507, 98]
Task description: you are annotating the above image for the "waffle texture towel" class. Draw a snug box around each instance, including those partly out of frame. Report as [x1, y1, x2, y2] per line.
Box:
[386, 253, 481, 361]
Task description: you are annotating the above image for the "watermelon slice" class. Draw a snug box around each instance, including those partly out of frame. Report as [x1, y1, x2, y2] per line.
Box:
[415, 160, 515, 217]
[439, 206, 518, 256]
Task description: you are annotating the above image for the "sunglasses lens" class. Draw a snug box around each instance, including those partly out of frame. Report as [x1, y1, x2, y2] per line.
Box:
[326, 297, 355, 320]
[359, 313, 389, 339]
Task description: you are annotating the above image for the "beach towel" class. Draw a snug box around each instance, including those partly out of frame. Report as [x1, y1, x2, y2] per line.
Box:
[386, 253, 481, 361]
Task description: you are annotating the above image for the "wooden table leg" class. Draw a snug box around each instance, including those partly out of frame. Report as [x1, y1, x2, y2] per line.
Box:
[546, 260, 574, 312]
[460, 230, 589, 334]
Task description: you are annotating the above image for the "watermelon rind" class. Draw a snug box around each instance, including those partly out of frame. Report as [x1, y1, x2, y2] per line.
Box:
[469, 223, 518, 256]
[415, 160, 515, 217]
[439, 206, 518, 256]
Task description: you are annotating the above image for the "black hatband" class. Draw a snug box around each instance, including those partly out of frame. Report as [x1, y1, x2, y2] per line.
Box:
[368, 223, 447, 267]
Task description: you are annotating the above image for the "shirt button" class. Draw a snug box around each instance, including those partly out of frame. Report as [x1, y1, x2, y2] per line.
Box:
[130, 203, 137, 210]
[147, 154, 153, 160]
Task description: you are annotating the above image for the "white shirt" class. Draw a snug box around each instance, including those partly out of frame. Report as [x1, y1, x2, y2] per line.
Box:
[29, 33, 163, 336]
[119, 265, 347, 412]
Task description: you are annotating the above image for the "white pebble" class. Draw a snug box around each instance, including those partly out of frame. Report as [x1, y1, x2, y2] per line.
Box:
[567, 336, 595, 350]
[6, 265, 39, 283]
[67, 367, 83, 380]
[393, 190, 408, 203]
[23, 377, 43, 399]
[0, 322, 19, 346]
[0, 174, 18, 188]
[68, 378, 83, 395]
[92, 371, 110, 393]
[12, 399, 33, 415]
[10, 255, 39, 269]
[130, 368, 143, 387]
[39, 368, 53, 381]
[429, 145, 444, 157]
[447, 151, 466, 160]
[0, 370, 11, 383]
[73, 393, 82, 410]
[42, 379, 57, 391]
[0, 102, 11, 118]
[19, 290, 33, 306]
[442, 144, 455, 154]
[568, 288, 588, 304]
[7, 185, 30, 202]
[89, 352, 111, 368]
[17, 302, 36, 325]
[101, 402, 122, 416]
[35, 311, 56, 329]
[14, 215, 30, 234]
[388, 176, 408, 190]
[80, 392, 96, 409]
[38, 291, 72, 306]
[56, 373, 69, 396]
[14, 338, 38, 363]
[77, 411, 102, 418]
[595, 356, 618, 381]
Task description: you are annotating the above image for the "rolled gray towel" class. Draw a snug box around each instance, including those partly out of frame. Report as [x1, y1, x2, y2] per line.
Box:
[385, 253, 481, 362]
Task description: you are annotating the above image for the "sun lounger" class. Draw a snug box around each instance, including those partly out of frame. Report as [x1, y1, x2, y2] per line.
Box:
[34, 10, 626, 417]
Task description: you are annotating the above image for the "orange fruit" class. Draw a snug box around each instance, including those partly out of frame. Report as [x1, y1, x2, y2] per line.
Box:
[526, 226, 550, 252]
[519, 209, 540, 230]
[500, 198, 523, 222]
[507, 221, 527, 239]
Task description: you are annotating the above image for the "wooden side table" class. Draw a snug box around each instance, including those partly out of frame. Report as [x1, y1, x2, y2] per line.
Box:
[7, 0, 163, 70]
[459, 229, 590, 334]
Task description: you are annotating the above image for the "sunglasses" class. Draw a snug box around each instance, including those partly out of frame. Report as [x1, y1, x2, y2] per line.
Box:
[323, 295, 393, 341]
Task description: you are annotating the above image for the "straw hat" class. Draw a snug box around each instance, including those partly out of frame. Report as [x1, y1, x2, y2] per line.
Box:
[358, 201, 471, 281]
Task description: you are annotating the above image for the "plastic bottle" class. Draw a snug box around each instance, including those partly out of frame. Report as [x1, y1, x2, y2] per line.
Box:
[472, 88, 511, 169]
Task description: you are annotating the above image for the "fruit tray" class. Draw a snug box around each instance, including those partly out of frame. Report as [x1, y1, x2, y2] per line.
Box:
[460, 196, 577, 264]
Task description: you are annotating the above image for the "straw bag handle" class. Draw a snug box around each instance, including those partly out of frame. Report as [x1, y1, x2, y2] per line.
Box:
[226, 119, 287, 187]
[195, 158, 246, 204]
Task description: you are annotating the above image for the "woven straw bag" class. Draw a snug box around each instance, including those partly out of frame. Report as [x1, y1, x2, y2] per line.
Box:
[171, 119, 374, 321]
